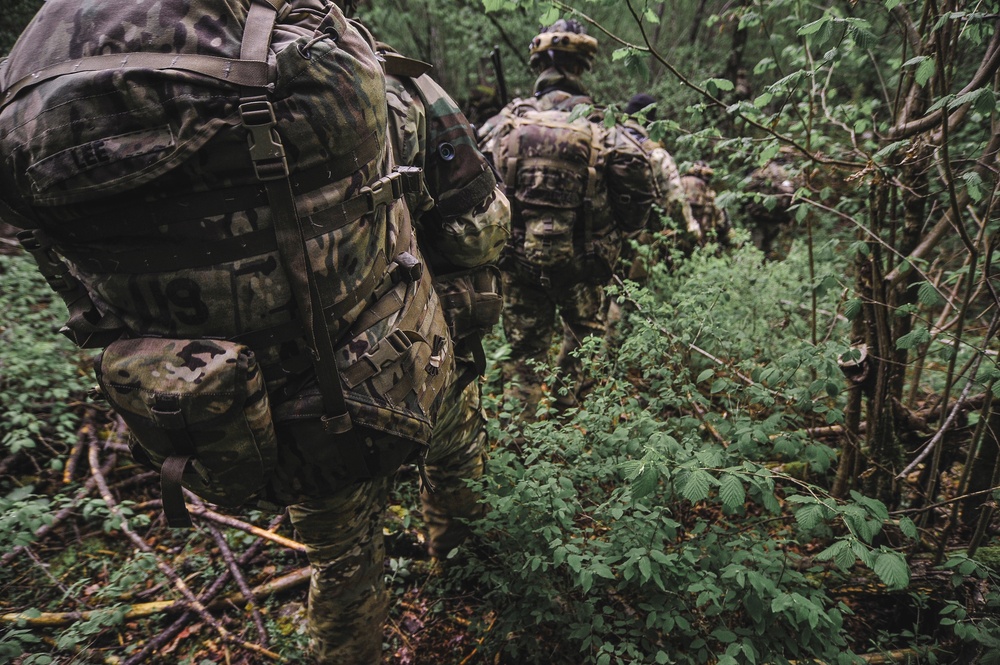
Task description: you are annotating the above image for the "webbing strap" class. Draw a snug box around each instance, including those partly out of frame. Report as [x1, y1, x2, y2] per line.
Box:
[582, 124, 601, 258]
[16, 229, 126, 348]
[160, 455, 194, 528]
[237, 0, 356, 435]
[0, 53, 270, 111]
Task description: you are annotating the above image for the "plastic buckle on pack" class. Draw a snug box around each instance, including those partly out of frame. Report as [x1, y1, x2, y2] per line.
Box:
[239, 99, 289, 181]
[360, 171, 401, 211]
[394, 166, 423, 195]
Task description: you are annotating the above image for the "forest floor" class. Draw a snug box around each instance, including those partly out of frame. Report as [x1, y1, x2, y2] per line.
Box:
[2, 402, 997, 664]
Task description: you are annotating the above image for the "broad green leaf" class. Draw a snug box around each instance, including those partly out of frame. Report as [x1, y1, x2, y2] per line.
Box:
[644, 7, 660, 23]
[917, 281, 944, 307]
[844, 298, 863, 320]
[899, 516, 918, 539]
[916, 57, 936, 87]
[885, 0, 901, 8]
[719, 474, 746, 510]
[697, 369, 715, 383]
[538, 5, 559, 25]
[895, 327, 931, 350]
[797, 16, 829, 36]
[962, 171, 986, 202]
[707, 77, 735, 91]
[873, 551, 910, 589]
[682, 469, 713, 503]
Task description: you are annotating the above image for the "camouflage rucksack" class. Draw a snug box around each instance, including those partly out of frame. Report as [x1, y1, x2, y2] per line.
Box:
[0, 0, 454, 525]
[492, 99, 623, 284]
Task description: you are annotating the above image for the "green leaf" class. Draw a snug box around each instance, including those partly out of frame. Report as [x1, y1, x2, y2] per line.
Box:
[895, 327, 931, 350]
[844, 298, 863, 320]
[538, 5, 559, 25]
[899, 517, 918, 539]
[710, 378, 728, 394]
[885, 0, 901, 8]
[962, 171, 986, 202]
[916, 57, 936, 87]
[719, 474, 746, 510]
[873, 139, 910, 162]
[697, 369, 715, 383]
[873, 551, 910, 589]
[797, 16, 830, 36]
[795, 503, 824, 531]
[682, 470, 713, 503]
[705, 78, 736, 92]
[757, 140, 780, 168]
[917, 281, 944, 307]
[644, 7, 661, 24]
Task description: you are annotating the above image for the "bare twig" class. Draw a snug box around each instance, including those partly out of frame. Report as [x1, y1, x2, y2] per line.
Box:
[87, 444, 286, 662]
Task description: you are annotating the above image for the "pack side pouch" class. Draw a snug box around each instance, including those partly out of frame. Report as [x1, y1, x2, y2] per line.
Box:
[94, 338, 277, 527]
[433, 265, 503, 341]
[521, 207, 577, 268]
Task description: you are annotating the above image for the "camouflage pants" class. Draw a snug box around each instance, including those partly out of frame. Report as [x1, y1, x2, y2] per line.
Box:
[289, 374, 487, 664]
[500, 270, 605, 414]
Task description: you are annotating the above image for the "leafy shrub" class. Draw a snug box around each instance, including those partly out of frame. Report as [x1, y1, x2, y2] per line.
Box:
[0, 253, 95, 463]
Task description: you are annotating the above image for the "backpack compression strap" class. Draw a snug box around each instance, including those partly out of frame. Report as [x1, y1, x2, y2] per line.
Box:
[236, 0, 356, 437]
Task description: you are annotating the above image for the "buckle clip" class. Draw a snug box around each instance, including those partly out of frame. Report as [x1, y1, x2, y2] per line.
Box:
[361, 171, 401, 211]
[239, 99, 288, 181]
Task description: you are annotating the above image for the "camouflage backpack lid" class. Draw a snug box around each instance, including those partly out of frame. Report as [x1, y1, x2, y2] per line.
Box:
[0, 0, 455, 508]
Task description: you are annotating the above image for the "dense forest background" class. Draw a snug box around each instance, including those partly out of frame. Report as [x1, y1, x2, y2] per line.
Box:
[1, 0, 999, 663]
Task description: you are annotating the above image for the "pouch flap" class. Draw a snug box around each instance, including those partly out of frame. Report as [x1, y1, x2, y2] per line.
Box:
[96, 338, 251, 427]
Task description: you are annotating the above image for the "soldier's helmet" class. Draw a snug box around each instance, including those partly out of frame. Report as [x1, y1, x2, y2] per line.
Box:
[528, 18, 599, 72]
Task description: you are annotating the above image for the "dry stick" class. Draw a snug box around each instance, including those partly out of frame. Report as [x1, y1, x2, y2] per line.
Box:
[2, 565, 311, 630]
[86, 444, 286, 662]
[1, 453, 117, 568]
[123, 514, 287, 665]
[186, 502, 305, 553]
[192, 494, 270, 649]
[896, 309, 1000, 479]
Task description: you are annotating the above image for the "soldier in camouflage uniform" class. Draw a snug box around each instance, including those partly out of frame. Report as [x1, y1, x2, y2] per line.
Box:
[479, 20, 654, 415]
[680, 161, 732, 250]
[745, 152, 798, 260]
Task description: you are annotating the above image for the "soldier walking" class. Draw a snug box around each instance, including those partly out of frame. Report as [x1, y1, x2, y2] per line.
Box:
[479, 19, 655, 417]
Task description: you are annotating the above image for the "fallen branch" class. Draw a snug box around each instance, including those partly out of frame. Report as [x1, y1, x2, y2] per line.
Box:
[87, 444, 286, 662]
[195, 494, 270, 648]
[123, 514, 287, 665]
[1, 566, 311, 629]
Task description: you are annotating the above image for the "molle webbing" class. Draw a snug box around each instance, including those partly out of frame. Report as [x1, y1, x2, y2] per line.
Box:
[60, 165, 420, 275]
[59, 132, 383, 241]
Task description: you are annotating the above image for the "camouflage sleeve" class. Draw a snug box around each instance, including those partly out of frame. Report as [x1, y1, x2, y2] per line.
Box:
[402, 74, 510, 271]
[605, 126, 655, 234]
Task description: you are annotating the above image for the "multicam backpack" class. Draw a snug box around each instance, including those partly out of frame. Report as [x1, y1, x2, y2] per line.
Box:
[0, 0, 454, 525]
[490, 99, 623, 284]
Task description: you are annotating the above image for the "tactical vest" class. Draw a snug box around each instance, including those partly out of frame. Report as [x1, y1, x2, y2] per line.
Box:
[0, 0, 454, 521]
[494, 99, 622, 285]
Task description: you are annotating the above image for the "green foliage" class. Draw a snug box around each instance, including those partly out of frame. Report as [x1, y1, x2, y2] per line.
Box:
[462, 241, 934, 663]
[0, 0, 43, 54]
[0, 254, 95, 461]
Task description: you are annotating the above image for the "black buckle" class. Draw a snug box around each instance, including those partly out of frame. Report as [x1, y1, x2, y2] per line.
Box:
[239, 99, 288, 181]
